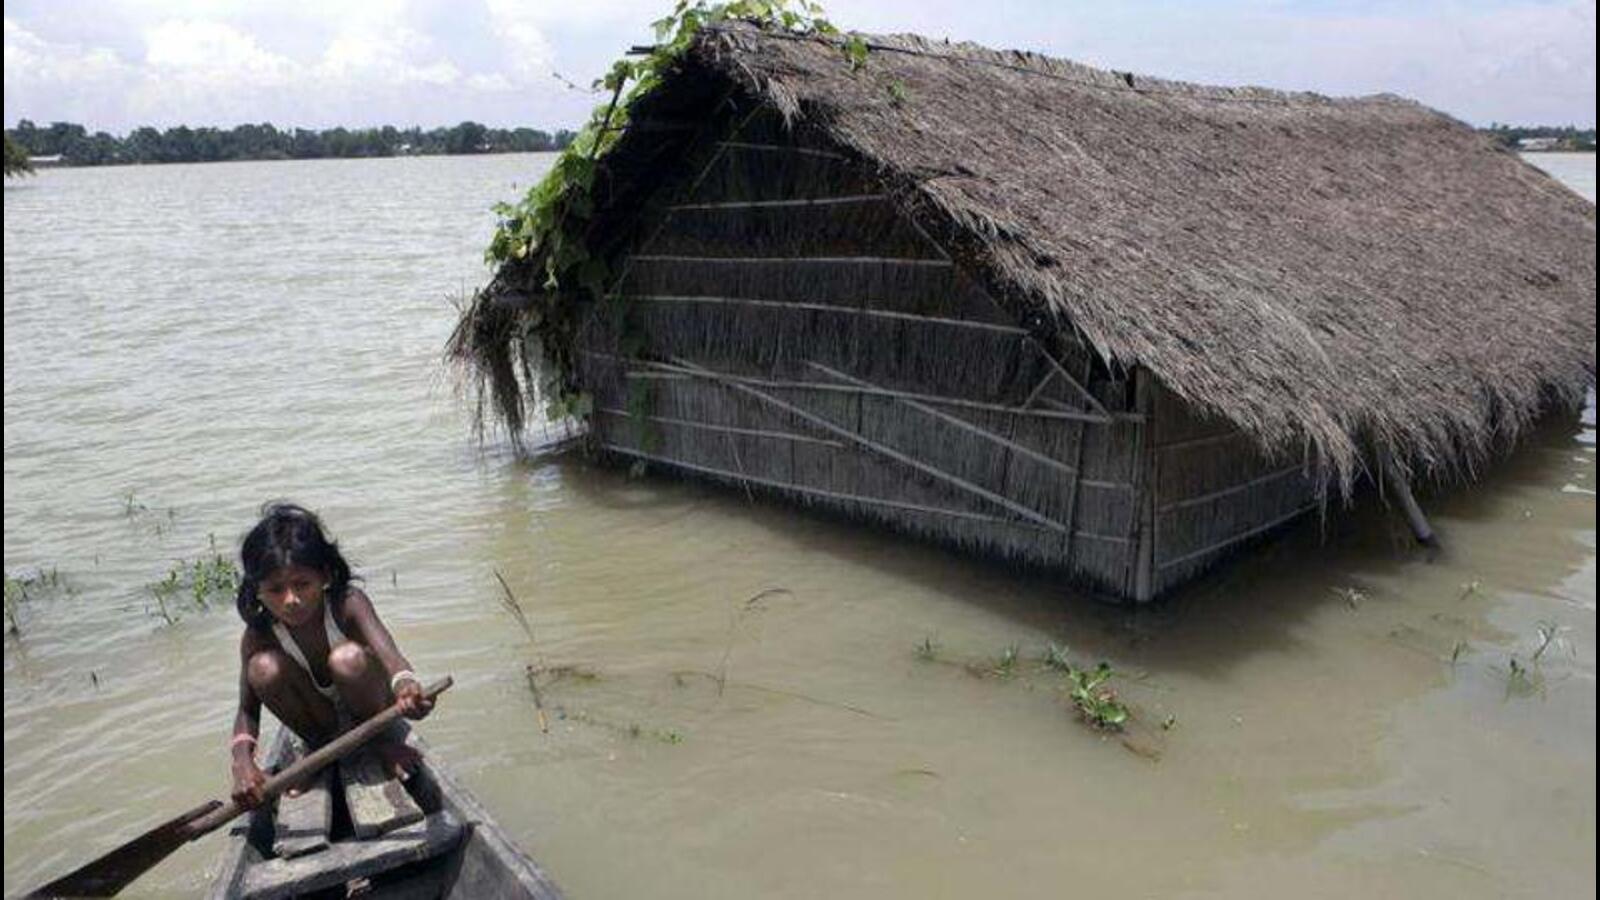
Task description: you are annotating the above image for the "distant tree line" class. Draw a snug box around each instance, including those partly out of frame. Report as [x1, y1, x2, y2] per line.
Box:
[4, 133, 32, 177]
[1482, 124, 1596, 152]
[3, 120, 577, 167]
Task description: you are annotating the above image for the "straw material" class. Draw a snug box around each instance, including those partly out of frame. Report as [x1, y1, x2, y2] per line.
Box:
[675, 23, 1596, 486]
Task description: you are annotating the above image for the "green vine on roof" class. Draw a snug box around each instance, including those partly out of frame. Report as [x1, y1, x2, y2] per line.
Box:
[455, 0, 864, 444]
[485, 0, 841, 279]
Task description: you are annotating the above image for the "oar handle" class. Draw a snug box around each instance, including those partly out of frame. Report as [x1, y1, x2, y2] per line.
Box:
[184, 676, 454, 839]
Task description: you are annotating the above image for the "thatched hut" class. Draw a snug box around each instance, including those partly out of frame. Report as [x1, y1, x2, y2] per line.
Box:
[458, 23, 1596, 602]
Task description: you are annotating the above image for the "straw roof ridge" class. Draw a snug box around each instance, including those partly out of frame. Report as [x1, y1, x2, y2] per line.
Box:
[681, 22, 1596, 488]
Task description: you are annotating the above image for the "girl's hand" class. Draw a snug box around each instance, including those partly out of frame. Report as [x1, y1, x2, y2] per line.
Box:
[395, 678, 433, 720]
[231, 759, 268, 810]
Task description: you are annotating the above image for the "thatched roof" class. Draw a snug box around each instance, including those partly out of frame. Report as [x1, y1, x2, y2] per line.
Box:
[617, 23, 1592, 486]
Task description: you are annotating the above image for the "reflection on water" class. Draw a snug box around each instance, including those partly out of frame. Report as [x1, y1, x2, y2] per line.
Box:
[4, 154, 1595, 898]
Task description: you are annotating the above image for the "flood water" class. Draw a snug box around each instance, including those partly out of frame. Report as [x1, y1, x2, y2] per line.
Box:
[4, 153, 1594, 898]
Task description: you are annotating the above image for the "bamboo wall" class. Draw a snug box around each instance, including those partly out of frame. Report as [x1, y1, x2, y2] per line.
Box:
[576, 108, 1318, 602]
[1144, 380, 1320, 595]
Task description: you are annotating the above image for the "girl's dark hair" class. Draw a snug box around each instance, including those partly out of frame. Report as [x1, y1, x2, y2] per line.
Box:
[235, 502, 357, 630]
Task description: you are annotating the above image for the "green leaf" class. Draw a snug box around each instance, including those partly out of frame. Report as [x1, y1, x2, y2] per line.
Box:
[845, 34, 869, 70]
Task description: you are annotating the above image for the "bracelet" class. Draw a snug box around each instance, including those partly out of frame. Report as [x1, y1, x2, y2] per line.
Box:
[230, 733, 257, 750]
[389, 669, 420, 692]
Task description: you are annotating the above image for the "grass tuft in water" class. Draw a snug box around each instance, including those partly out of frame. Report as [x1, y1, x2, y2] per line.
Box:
[144, 539, 241, 624]
[992, 643, 1021, 678]
[1066, 661, 1130, 730]
[1505, 657, 1544, 698]
[1041, 642, 1073, 672]
[5, 567, 72, 636]
[1333, 586, 1367, 609]
[1531, 619, 1572, 663]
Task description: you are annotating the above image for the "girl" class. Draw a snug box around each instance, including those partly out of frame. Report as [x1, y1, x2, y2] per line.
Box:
[229, 503, 433, 811]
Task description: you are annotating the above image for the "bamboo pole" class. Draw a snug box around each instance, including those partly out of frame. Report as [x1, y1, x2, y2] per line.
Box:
[596, 408, 845, 448]
[599, 443, 1134, 544]
[1382, 452, 1439, 548]
[1157, 502, 1319, 571]
[1024, 337, 1112, 418]
[625, 294, 1030, 336]
[588, 352, 1117, 424]
[715, 141, 849, 161]
[805, 362, 1129, 492]
[1060, 354, 1098, 566]
[626, 254, 954, 267]
[1130, 369, 1157, 602]
[666, 194, 887, 210]
[1155, 463, 1309, 514]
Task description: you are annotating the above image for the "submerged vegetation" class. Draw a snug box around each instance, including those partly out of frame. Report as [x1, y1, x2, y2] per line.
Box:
[4, 567, 70, 635]
[147, 542, 241, 625]
[914, 636, 1135, 734]
[1064, 662, 1130, 730]
[495, 569, 552, 733]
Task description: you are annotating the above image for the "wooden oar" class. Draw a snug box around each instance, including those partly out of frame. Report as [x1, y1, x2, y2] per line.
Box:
[25, 676, 453, 899]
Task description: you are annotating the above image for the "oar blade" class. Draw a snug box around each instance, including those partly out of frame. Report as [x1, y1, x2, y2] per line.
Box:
[24, 800, 222, 899]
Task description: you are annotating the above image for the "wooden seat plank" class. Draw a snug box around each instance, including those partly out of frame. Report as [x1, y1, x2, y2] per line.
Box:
[239, 811, 462, 900]
[342, 746, 426, 838]
[270, 739, 332, 859]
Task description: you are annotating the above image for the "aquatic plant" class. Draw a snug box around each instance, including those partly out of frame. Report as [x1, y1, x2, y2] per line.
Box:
[1531, 619, 1572, 663]
[1332, 586, 1367, 609]
[495, 570, 551, 732]
[1065, 662, 1130, 730]
[993, 643, 1021, 678]
[1040, 642, 1072, 672]
[1504, 657, 1544, 698]
[122, 490, 150, 519]
[187, 542, 241, 608]
[146, 541, 242, 623]
[713, 587, 791, 695]
[5, 567, 71, 636]
[148, 570, 180, 625]
[4, 578, 25, 636]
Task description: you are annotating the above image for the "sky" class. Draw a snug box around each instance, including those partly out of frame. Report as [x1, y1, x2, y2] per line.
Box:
[3, 0, 1595, 134]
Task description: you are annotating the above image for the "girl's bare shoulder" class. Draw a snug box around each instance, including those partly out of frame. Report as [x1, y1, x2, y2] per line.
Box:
[239, 625, 274, 657]
[337, 585, 379, 631]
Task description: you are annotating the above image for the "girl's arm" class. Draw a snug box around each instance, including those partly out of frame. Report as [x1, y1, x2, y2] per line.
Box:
[342, 587, 432, 719]
[231, 633, 268, 808]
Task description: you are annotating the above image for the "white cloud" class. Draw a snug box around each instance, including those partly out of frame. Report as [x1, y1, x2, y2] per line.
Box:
[317, 31, 461, 86]
[4, 17, 135, 125]
[144, 20, 296, 85]
[4, 2, 1594, 132]
[466, 72, 517, 93]
[484, 0, 557, 81]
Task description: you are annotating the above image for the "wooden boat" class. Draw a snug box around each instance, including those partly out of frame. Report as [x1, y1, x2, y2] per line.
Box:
[208, 725, 563, 899]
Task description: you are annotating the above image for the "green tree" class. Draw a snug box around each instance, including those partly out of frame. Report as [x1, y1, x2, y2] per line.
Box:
[4, 133, 34, 177]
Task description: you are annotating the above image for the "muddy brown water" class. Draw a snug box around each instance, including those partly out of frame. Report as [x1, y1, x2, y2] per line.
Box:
[4, 154, 1594, 898]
